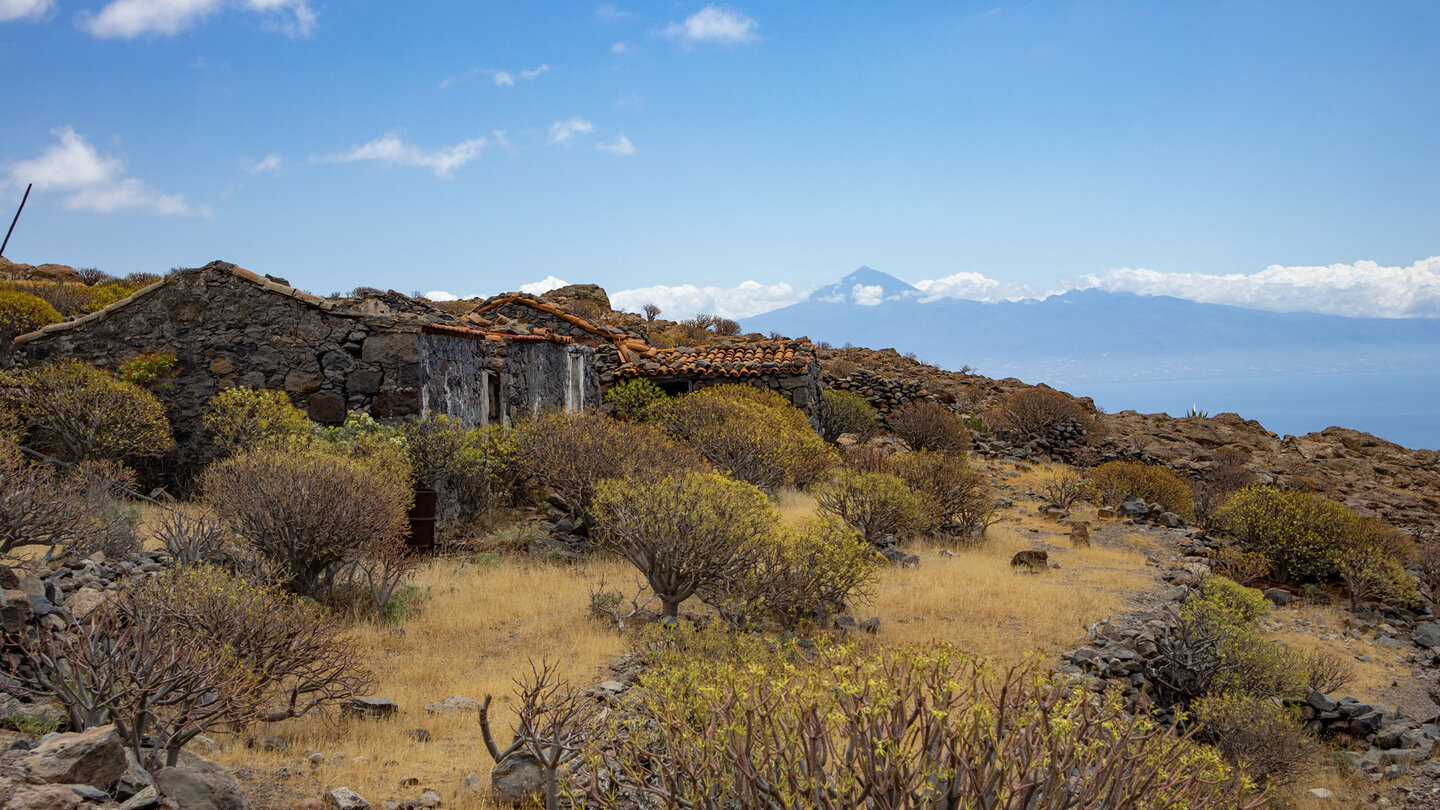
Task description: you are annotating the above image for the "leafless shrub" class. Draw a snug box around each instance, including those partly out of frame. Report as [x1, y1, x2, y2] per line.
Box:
[203, 446, 409, 596]
[1193, 693, 1316, 788]
[892, 450, 999, 541]
[1416, 542, 1440, 603]
[67, 459, 140, 560]
[588, 576, 656, 631]
[0, 443, 85, 557]
[1195, 448, 1257, 526]
[515, 410, 703, 519]
[1143, 610, 1240, 708]
[642, 303, 661, 321]
[154, 507, 233, 567]
[480, 660, 597, 810]
[124, 565, 372, 725]
[1304, 649, 1356, 695]
[342, 533, 424, 622]
[1211, 548, 1272, 587]
[75, 267, 113, 286]
[1040, 467, 1092, 510]
[12, 605, 263, 768]
[989, 387, 1097, 441]
[888, 401, 970, 454]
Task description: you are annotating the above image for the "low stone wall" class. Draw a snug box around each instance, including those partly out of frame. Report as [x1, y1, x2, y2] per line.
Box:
[823, 368, 936, 421]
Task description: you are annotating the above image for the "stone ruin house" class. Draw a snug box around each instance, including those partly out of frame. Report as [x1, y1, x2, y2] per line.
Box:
[14, 261, 599, 468]
[467, 292, 822, 422]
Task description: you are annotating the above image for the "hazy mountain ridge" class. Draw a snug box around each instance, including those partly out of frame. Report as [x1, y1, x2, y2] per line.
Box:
[743, 267, 1440, 383]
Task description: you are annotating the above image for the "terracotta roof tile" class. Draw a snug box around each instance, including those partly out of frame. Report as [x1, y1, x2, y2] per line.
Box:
[613, 339, 815, 380]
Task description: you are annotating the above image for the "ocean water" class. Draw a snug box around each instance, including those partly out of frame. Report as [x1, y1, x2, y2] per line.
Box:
[1062, 371, 1440, 451]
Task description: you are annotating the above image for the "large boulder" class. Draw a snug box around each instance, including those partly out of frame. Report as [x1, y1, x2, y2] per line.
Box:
[2, 783, 83, 810]
[153, 760, 247, 810]
[1413, 622, 1440, 649]
[491, 751, 544, 806]
[20, 724, 127, 788]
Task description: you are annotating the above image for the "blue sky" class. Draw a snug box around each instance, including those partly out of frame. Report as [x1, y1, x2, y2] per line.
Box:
[2, 0, 1437, 318]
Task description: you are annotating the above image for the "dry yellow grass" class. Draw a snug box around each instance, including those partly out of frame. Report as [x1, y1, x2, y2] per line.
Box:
[868, 524, 1155, 666]
[209, 555, 632, 809]
[1265, 603, 1415, 708]
[773, 486, 819, 524]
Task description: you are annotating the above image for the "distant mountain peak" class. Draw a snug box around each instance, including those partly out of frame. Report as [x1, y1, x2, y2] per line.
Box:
[809, 266, 919, 305]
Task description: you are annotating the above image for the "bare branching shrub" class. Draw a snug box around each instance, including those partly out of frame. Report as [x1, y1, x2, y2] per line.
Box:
[591, 471, 775, 618]
[204, 446, 409, 596]
[642, 303, 661, 321]
[887, 400, 970, 454]
[818, 389, 877, 443]
[1194, 448, 1256, 526]
[989, 386, 1097, 441]
[701, 515, 881, 630]
[1211, 547, 1271, 586]
[1088, 460, 1197, 520]
[1193, 693, 1316, 788]
[515, 410, 702, 518]
[154, 507, 233, 567]
[67, 459, 141, 560]
[1417, 542, 1440, 603]
[12, 605, 263, 768]
[5, 359, 174, 463]
[75, 266, 113, 286]
[587, 576, 655, 631]
[891, 450, 997, 541]
[480, 660, 597, 810]
[578, 646, 1263, 809]
[343, 533, 423, 622]
[812, 466, 926, 545]
[0, 443, 85, 557]
[1304, 649, 1356, 695]
[1039, 466, 1092, 510]
[124, 565, 372, 724]
[656, 384, 836, 489]
[203, 386, 312, 454]
[1144, 608, 1240, 708]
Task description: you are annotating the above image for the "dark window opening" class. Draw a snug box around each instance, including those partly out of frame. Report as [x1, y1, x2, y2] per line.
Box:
[655, 379, 692, 397]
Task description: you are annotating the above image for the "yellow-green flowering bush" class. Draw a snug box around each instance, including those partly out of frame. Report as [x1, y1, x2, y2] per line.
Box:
[203, 386, 312, 453]
[812, 466, 926, 544]
[1088, 460, 1197, 520]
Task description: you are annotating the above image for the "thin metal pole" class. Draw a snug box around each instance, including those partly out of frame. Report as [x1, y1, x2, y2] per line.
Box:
[1, 183, 33, 258]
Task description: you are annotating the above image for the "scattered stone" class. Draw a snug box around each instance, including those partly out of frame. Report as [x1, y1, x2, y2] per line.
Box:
[1069, 523, 1090, 548]
[859, 616, 881, 634]
[1010, 550, 1048, 570]
[153, 760, 248, 810]
[21, 724, 127, 788]
[1412, 622, 1440, 649]
[3, 784, 83, 810]
[343, 698, 399, 720]
[423, 695, 480, 714]
[1305, 787, 1335, 800]
[491, 751, 544, 806]
[1263, 588, 1294, 607]
[1157, 512, 1185, 528]
[407, 728, 431, 743]
[117, 785, 161, 810]
[326, 787, 372, 810]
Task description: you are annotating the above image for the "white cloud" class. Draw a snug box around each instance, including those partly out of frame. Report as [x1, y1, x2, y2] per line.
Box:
[519, 276, 570, 295]
[492, 70, 515, 87]
[0, 0, 53, 23]
[80, 0, 314, 38]
[320, 132, 486, 178]
[424, 290, 459, 302]
[244, 153, 283, 174]
[519, 64, 549, 80]
[595, 3, 630, 22]
[611, 41, 632, 54]
[612, 280, 801, 320]
[3, 126, 209, 217]
[664, 5, 757, 45]
[547, 117, 595, 147]
[1074, 258, 1440, 319]
[915, 271, 1006, 301]
[851, 284, 884, 306]
[596, 134, 635, 157]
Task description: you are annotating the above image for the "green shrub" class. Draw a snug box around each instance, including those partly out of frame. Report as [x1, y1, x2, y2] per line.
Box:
[818, 389, 877, 443]
[1177, 579, 1306, 702]
[702, 515, 881, 630]
[1192, 692, 1315, 788]
[439, 424, 519, 526]
[1214, 486, 1413, 587]
[604, 378, 669, 421]
[5, 359, 174, 462]
[0, 289, 61, 340]
[592, 471, 777, 618]
[1337, 542, 1421, 613]
[515, 410, 703, 518]
[580, 646, 1263, 809]
[1087, 460, 1196, 520]
[812, 466, 926, 545]
[203, 445, 410, 596]
[887, 400, 970, 454]
[655, 384, 836, 489]
[1195, 575, 1272, 625]
[117, 352, 178, 391]
[891, 450, 997, 540]
[399, 413, 468, 489]
[203, 386, 312, 453]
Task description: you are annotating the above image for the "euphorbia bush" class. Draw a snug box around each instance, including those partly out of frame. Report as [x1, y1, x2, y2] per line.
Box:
[655, 384, 836, 489]
[812, 466, 926, 545]
[1087, 460, 1196, 520]
[578, 642, 1264, 809]
[4, 359, 174, 462]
